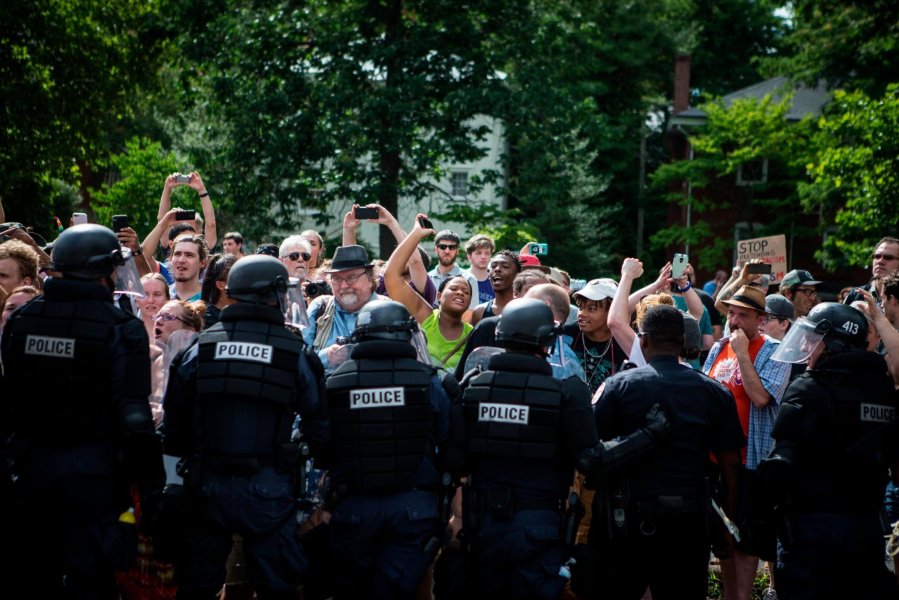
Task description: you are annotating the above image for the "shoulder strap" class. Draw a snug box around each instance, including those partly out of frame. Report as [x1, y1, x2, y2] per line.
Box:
[312, 296, 337, 351]
[440, 330, 472, 366]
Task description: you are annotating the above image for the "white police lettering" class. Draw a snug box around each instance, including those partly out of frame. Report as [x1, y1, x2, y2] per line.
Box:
[478, 402, 529, 425]
[25, 335, 75, 359]
[214, 342, 273, 364]
[860, 403, 895, 423]
[350, 387, 405, 409]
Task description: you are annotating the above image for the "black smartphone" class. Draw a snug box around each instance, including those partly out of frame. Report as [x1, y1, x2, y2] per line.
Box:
[747, 263, 772, 275]
[354, 206, 379, 220]
[175, 210, 195, 221]
[417, 216, 434, 230]
[112, 215, 129, 233]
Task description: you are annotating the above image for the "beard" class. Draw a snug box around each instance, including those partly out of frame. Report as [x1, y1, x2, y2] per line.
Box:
[438, 255, 456, 267]
[337, 291, 360, 311]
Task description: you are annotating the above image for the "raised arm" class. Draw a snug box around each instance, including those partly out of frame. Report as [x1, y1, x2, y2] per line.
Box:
[608, 258, 643, 355]
[629, 262, 672, 310]
[384, 215, 436, 324]
[342, 206, 361, 246]
[715, 261, 759, 316]
[374, 205, 429, 294]
[860, 289, 899, 385]
[141, 209, 180, 273]
[677, 265, 704, 322]
[188, 172, 216, 249]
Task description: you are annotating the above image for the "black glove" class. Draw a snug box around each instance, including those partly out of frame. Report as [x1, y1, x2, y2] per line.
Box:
[642, 403, 670, 441]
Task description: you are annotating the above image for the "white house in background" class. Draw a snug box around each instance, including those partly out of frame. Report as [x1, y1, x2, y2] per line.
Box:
[292, 114, 507, 259]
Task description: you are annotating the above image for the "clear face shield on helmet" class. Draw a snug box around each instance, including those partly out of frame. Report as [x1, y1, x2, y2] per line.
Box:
[112, 247, 145, 313]
[770, 318, 827, 364]
[283, 277, 310, 331]
[545, 323, 565, 369]
[410, 323, 432, 367]
[463, 346, 505, 374]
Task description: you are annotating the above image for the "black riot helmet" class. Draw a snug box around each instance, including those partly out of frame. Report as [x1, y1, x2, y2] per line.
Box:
[51, 224, 125, 280]
[495, 298, 556, 354]
[772, 301, 869, 364]
[807, 302, 868, 353]
[352, 300, 417, 342]
[225, 255, 291, 305]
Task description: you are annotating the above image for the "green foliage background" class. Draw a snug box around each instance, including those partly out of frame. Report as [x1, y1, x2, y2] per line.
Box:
[2, 0, 897, 278]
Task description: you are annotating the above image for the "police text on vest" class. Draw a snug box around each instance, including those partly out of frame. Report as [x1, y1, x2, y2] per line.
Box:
[25, 335, 75, 359]
[478, 402, 529, 425]
[860, 403, 895, 423]
[350, 387, 406, 409]
[214, 342, 273, 364]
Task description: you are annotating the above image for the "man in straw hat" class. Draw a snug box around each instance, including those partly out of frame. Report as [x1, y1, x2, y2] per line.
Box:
[702, 284, 791, 600]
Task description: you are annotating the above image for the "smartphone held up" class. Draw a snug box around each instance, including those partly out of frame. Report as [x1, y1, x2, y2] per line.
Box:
[671, 253, 688, 279]
[354, 206, 379, 220]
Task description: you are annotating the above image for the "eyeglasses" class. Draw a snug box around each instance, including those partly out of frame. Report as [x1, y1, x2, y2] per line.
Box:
[154, 312, 190, 326]
[284, 251, 311, 262]
[873, 253, 898, 261]
[636, 331, 650, 338]
[794, 287, 817, 298]
[436, 244, 458, 251]
[330, 271, 367, 286]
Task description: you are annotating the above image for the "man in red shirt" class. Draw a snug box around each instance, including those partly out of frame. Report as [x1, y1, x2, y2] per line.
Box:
[703, 284, 791, 600]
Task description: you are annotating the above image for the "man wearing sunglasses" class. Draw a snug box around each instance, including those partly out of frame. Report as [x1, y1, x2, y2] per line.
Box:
[428, 229, 478, 310]
[279, 236, 313, 281]
[860, 236, 899, 303]
[779, 269, 822, 319]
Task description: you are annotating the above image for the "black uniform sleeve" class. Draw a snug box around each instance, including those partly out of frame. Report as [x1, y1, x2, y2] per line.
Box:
[296, 349, 330, 449]
[161, 343, 199, 458]
[561, 376, 600, 452]
[707, 379, 747, 454]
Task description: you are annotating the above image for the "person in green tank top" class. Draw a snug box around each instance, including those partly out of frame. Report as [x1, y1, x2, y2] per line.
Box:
[384, 214, 473, 371]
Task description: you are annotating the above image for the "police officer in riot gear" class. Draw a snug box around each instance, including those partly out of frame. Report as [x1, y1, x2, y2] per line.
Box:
[161, 254, 328, 600]
[763, 302, 899, 600]
[323, 299, 452, 599]
[446, 298, 666, 599]
[582, 305, 745, 600]
[1, 224, 164, 598]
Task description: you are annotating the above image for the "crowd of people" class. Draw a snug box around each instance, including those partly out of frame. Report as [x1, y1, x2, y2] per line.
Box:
[1, 173, 899, 600]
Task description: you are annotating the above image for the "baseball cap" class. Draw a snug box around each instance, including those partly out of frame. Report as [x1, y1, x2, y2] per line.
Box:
[781, 269, 821, 289]
[518, 254, 542, 267]
[434, 230, 461, 245]
[765, 294, 794, 322]
[573, 277, 618, 302]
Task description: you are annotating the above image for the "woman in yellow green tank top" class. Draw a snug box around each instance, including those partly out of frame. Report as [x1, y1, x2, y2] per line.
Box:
[384, 214, 473, 370]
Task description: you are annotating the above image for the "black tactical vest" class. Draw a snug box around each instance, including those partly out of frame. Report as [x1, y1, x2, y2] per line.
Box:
[326, 342, 434, 493]
[462, 368, 563, 461]
[195, 318, 301, 460]
[5, 284, 126, 445]
[784, 353, 899, 514]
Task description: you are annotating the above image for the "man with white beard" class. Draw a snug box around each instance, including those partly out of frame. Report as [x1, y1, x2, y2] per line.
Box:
[302, 245, 383, 372]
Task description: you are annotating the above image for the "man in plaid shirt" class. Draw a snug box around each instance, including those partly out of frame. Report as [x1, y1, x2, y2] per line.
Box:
[703, 284, 790, 600]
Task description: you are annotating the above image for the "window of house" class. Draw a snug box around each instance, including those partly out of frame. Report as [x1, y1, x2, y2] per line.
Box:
[450, 171, 469, 198]
[737, 158, 768, 186]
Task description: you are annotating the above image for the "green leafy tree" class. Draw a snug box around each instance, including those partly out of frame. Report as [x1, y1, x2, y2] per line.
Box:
[90, 137, 183, 236]
[800, 85, 899, 269]
[650, 93, 817, 271]
[172, 0, 507, 254]
[0, 0, 172, 237]
[766, 1, 899, 96]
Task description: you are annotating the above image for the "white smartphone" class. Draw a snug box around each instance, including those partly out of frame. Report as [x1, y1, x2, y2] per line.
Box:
[72, 212, 88, 225]
[671, 253, 688, 279]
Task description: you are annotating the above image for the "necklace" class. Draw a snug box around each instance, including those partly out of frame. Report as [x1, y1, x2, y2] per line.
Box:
[581, 334, 612, 387]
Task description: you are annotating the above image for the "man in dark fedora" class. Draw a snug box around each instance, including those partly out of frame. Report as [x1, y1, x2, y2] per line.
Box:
[302, 245, 384, 371]
[702, 284, 791, 600]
